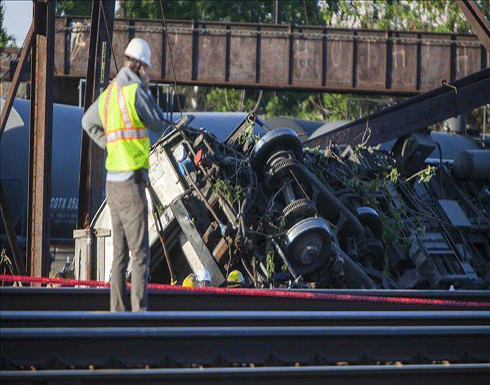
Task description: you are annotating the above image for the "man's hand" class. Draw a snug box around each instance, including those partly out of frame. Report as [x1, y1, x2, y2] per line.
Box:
[139, 66, 150, 89]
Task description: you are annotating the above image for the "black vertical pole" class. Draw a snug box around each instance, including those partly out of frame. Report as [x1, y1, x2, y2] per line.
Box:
[274, 0, 282, 24]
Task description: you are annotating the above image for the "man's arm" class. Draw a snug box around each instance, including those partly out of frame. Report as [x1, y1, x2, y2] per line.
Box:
[135, 85, 171, 133]
[81, 99, 106, 149]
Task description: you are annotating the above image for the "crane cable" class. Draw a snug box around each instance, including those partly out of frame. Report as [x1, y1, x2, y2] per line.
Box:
[100, 2, 119, 74]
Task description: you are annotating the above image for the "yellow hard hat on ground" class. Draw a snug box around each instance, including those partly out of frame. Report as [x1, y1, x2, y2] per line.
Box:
[182, 273, 198, 288]
[226, 270, 245, 288]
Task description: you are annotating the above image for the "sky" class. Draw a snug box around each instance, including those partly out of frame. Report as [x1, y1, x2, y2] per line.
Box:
[3, 0, 33, 46]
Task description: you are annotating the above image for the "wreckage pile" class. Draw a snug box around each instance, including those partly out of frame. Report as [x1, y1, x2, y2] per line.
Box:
[95, 114, 490, 290]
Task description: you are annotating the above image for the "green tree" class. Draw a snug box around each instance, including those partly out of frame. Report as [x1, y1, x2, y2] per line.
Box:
[121, 0, 322, 25]
[206, 88, 258, 112]
[55, 0, 93, 17]
[319, 0, 490, 33]
[0, 2, 15, 48]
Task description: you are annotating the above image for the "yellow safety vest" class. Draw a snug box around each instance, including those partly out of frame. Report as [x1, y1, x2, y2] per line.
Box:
[98, 82, 150, 171]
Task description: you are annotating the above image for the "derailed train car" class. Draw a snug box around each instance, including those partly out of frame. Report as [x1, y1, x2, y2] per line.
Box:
[91, 113, 490, 290]
[1, 98, 489, 289]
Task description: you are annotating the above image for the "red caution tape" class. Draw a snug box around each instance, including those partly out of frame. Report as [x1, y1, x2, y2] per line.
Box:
[0, 274, 110, 288]
[1, 274, 489, 308]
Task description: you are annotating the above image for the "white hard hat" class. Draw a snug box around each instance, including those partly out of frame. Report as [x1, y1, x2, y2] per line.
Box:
[197, 269, 211, 284]
[125, 38, 152, 68]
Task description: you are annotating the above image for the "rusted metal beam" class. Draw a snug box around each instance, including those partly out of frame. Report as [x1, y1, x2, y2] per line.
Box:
[458, 0, 490, 53]
[27, 0, 55, 277]
[0, 23, 34, 141]
[77, 0, 115, 232]
[304, 67, 490, 148]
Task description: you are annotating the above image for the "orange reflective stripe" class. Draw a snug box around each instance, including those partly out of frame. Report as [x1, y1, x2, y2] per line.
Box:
[103, 82, 132, 135]
[106, 127, 149, 143]
[117, 85, 135, 129]
[103, 82, 115, 129]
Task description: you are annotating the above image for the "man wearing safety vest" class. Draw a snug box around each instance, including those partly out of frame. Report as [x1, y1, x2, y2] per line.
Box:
[82, 38, 169, 311]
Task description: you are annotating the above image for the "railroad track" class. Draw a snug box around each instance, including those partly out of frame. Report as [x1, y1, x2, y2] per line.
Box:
[1, 287, 489, 384]
[2, 310, 490, 328]
[2, 321, 489, 368]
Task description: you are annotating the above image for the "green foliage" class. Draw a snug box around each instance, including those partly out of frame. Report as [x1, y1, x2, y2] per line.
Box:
[236, 122, 260, 146]
[385, 167, 399, 183]
[55, 0, 484, 34]
[403, 165, 437, 184]
[320, 0, 482, 33]
[122, 0, 164, 19]
[206, 88, 237, 112]
[277, 0, 324, 25]
[410, 165, 437, 184]
[265, 238, 275, 277]
[0, 3, 15, 48]
[265, 92, 311, 117]
[55, 0, 93, 17]
[322, 94, 353, 121]
[213, 178, 244, 204]
[206, 88, 256, 112]
[121, 0, 321, 24]
[345, 177, 360, 189]
[196, 0, 273, 23]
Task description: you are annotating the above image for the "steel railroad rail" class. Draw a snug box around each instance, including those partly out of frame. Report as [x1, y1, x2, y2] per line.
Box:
[2, 364, 490, 385]
[2, 310, 490, 328]
[2, 325, 489, 370]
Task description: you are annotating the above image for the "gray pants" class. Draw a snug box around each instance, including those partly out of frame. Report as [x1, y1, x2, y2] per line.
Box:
[106, 175, 149, 311]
